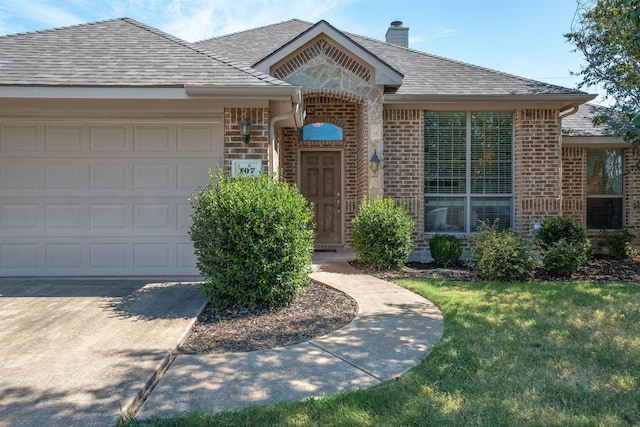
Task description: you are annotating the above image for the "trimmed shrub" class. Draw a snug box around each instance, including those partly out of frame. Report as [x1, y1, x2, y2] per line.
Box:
[189, 171, 314, 310]
[429, 234, 462, 267]
[543, 238, 589, 276]
[536, 216, 590, 252]
[471, 222, 535, 282]
[351, 197, 414, 269]
[602, 228, 634, 259]
[536, 216, 591, 276]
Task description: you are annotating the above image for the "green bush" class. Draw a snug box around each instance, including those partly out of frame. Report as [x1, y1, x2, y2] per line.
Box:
[429, 234, 462, 267]
[602, 228, 634, 259]
[351, 197, 414, 269]
[471, 222, 535, 282]
[543, 238, 589, 276]
[189, 171, 314, 310]
[536, 216, 590, 251]
[536, 216, 591, 275]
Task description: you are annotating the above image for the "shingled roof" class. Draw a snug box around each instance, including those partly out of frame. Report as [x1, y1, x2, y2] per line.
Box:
[562, 103, 631, 137]
[194, 19, 590, 99]
[0, 18, 289, 87]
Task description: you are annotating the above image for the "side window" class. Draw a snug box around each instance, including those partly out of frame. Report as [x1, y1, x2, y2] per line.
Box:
[300, 123, 342, 141]
[587, 148, 624, 229]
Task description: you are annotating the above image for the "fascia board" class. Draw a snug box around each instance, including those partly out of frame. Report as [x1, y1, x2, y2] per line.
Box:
[0, 85, 303, 104]
[384, 93, 597, 111]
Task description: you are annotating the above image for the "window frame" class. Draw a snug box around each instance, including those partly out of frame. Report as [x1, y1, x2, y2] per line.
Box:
[586, 148, 625, 230]
[424, 111, 515, 234]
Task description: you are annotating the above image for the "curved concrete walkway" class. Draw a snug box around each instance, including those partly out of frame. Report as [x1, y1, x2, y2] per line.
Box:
[137, 260, 444, 419]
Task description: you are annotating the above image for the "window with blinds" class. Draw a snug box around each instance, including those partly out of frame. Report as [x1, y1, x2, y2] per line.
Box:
[587, 148, 623, 229]
[424, 111, 513, 233]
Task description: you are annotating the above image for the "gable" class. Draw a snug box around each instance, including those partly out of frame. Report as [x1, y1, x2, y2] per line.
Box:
[272, 36, 372, 93]
[253, 20, 403, 87]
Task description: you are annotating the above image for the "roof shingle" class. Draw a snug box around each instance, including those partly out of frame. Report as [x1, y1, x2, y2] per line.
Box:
[0, 18, 289, 87]
[194, 19, 588, 97]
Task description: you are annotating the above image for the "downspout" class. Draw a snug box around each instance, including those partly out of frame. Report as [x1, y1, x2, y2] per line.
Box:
[557, 103, 582, 217]
[559, 103, 580, 119]
[268, 102, 300, 175]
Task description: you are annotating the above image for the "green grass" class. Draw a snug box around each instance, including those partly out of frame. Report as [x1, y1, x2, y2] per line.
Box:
[118, 279, 640, 426]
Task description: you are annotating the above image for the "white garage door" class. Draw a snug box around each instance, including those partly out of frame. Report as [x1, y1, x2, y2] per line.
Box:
[0, 119, 223, 276]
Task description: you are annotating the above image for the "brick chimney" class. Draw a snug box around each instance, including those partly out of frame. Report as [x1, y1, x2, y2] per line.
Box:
[385, 20, 408, 47]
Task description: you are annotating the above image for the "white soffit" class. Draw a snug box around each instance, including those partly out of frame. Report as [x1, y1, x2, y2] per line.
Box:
[253, 20, 404, 86]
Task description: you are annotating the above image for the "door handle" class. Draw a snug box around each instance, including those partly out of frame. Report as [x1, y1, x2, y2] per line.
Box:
[336, 193, 341, 213]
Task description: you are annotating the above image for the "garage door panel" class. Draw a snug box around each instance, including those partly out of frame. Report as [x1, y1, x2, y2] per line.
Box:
[90, 243, 128, 269]
[46, 243, 84, 269]
[46, 164, 85, 189]
[45, 125, 84, 151]
[0, 118, 222, 276]
[1, 243, 39, 270]
[0, 204, 39, 229]
[134, 125, 172, 152]
[90, 126, 128, 151]
[90, 204, 128, 229]
[0, 124, 40, 151]
[45, 204, 86, 230]
[1, 163, 44, 190]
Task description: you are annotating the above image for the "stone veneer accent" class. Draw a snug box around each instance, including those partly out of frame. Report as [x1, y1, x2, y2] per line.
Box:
[273, 38, 371, 83]
[224, 108, 269, 174]
[514, 108, 562, 232]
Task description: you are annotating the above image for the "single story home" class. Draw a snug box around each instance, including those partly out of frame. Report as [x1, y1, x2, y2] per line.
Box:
[0, 17, 634, 276]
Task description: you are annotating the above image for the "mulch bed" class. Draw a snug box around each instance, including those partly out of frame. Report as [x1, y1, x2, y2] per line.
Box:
[179, 281, 358, 354]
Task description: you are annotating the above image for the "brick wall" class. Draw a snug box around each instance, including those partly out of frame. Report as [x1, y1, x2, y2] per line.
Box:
[624, 149, 640, 244]
[224, 108, 269, 174]
[514, 108, 562, 232]
[382, 109, 426, 250]
[562, 146, 587, 225]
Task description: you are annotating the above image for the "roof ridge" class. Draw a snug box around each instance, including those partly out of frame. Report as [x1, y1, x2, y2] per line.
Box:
[347, 30, 584, 94]
[0, 17, 124, 39]
[195, 18, 313, 44]
[120, 18, 290, 87]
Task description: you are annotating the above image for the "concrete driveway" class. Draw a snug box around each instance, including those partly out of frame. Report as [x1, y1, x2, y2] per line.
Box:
[0, 277, 206, 427]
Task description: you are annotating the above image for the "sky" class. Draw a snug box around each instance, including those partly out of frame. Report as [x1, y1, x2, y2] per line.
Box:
[0, 0, 608, 104]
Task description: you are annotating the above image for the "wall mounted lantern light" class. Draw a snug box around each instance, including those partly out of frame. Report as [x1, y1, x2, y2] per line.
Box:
[239, 117, 251, 143]
[370, 149, 382, 172]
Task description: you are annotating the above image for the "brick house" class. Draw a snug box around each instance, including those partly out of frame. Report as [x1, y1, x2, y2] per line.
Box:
[1, 17, 631, 276]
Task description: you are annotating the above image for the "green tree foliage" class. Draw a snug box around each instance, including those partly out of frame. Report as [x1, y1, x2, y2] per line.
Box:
[566, 0, 640, 147]
[351, 197, 415, 269]
[189, 171, 314, 310]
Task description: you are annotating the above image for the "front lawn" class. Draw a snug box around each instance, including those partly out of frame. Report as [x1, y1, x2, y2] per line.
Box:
[119, 278, 640, 426]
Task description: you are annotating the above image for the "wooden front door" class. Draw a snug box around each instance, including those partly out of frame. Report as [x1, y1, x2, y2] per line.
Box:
[300, 151, 342, 245]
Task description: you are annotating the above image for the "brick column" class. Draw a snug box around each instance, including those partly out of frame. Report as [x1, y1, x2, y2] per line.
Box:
[562, 146, 587, 225]
[383, 108, 426, 250]
[514, 108, 562, 233]
[224, 108, 269, 174]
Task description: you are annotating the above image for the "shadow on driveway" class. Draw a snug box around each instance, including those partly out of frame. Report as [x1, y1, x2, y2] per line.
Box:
[0, 277, 206, 427]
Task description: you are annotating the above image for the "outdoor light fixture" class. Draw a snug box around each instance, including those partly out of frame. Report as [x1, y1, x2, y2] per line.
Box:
[370, 149, 382, 172]
[239, 117, 251, 143]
